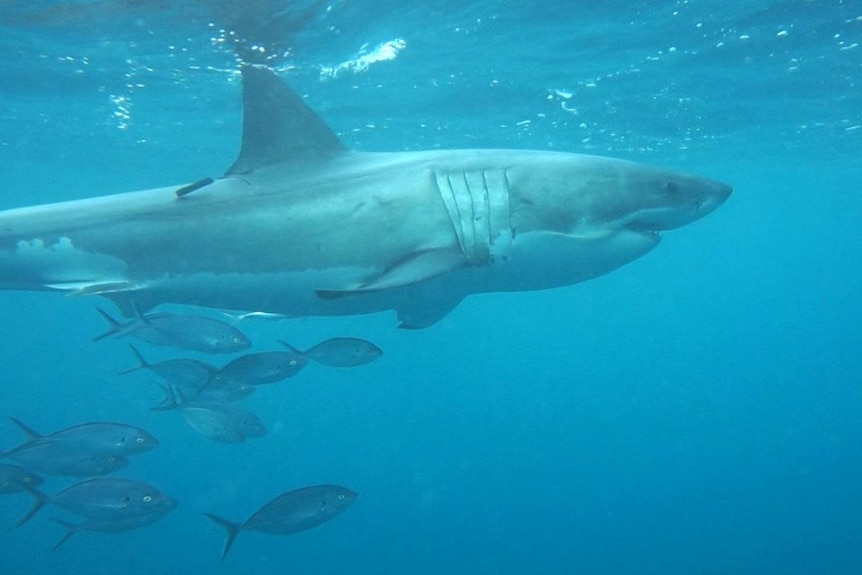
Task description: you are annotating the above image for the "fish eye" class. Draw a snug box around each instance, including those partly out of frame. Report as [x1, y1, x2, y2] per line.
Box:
[143, 495, 153, 503]
[289, 360, 297, 366]
[337, 494, 345, 501]
[136, 437, 145, 444]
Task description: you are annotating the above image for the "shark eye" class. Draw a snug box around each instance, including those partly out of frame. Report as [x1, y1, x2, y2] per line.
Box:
[664, 181, 680, 194]
[338, 494, 345, 501]
[136, 437, 145, 444]
[143, 495, 153, 503]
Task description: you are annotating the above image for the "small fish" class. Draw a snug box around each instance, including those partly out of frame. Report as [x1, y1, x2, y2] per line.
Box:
[3, 417, 158, 456]
[49, 501, 178, 549]
[209, 350, 308, 387]
[119, 344, 216, 394]
[281, 337, 382, 367]
[149, 379, 255, 412]
[193, 380, 256, 403]
[0, 462, 42, 494]
[94, 307, 251, 354]
[16, 477, 177, 527]
[2, 441, 128, 477]
[178, 401, 266, 443]
[205, 484, 358, 561]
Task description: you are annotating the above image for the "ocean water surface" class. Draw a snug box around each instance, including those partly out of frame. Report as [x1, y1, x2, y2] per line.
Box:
[0, 1, 860, 574]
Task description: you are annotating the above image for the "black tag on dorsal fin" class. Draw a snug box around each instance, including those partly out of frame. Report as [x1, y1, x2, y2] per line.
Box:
[225, 66, 347, 176]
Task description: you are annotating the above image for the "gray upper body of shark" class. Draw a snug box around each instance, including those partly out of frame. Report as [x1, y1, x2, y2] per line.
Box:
[0, 66, 731, 328]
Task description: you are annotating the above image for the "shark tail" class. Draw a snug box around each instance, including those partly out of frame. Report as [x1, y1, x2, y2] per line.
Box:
[204, 513, 243, 562]
[118, 344, 150, 375]
[49, 518, 82, 550]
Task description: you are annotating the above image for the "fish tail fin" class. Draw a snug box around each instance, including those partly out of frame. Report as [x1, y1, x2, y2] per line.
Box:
[92, 306, 122, 341]
[8, 417, 42, 441]
[278, 339, 305, 355]
[48, 518, 81, 550]
[118, 344, 150, 375]
[149, 382, 180, 411]
[14, 483, 48, 528]
[218, 311, 244, 326]
[131, 300, 150, 324]
[204, 513, 242, 561]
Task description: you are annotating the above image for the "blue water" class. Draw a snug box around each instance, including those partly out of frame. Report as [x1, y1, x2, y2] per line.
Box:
[0, 1, 860, 573]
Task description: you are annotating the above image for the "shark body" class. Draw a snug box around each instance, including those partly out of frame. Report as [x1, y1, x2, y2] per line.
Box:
[0, 67, 731, 328]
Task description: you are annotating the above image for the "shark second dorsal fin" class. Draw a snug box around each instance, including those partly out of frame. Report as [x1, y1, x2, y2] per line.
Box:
[225, 66, 346, 176]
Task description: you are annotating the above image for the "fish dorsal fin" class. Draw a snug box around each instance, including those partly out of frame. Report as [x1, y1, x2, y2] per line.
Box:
[9, 417, 43, 441]
[225, 66, 346, 176]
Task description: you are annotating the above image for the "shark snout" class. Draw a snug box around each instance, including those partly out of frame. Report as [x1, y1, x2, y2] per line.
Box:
[698, 178, 733, 214]
[626, 175, 732, 232]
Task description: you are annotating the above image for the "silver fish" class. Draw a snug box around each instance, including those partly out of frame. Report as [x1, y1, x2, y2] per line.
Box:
[49, 500, 177, 549]
[2, 441, 128, 477]
[281, 337, 382, 367]
[16, 477, 176, 527]
[193, 380, 256, 403]
[94, 307, 251, 354]
[119, 344, 216, 394]
[205, 484, 357, 560]
[3, 417, 158, 456]
[149, 378, 255, 411]
[178, 401, 266, 443]
[209, 350, 307, 387]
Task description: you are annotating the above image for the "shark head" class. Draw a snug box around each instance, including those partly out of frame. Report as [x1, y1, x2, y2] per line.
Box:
[506, 154, 732, 240]
[612, 165, 733, 233]
[488, 154, 732, 291]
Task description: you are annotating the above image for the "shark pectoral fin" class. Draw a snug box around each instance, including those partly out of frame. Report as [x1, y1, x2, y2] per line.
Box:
[44, 280, 139, 296]
[395, 294, 463, 329]
[316, 249, 466, 299]
[362, 249, 466, 291]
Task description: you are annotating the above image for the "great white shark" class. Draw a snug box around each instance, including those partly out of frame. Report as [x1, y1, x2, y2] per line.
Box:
[0, 66, 731, 328]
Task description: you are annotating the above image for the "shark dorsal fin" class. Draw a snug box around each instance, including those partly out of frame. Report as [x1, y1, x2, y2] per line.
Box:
[225, 66, 346, 176]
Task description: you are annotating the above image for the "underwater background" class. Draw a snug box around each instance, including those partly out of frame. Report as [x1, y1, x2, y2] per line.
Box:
[0, 1, 860, 573]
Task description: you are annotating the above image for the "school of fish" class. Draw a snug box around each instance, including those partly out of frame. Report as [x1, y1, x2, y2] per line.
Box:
[1, 307, 375, 556]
